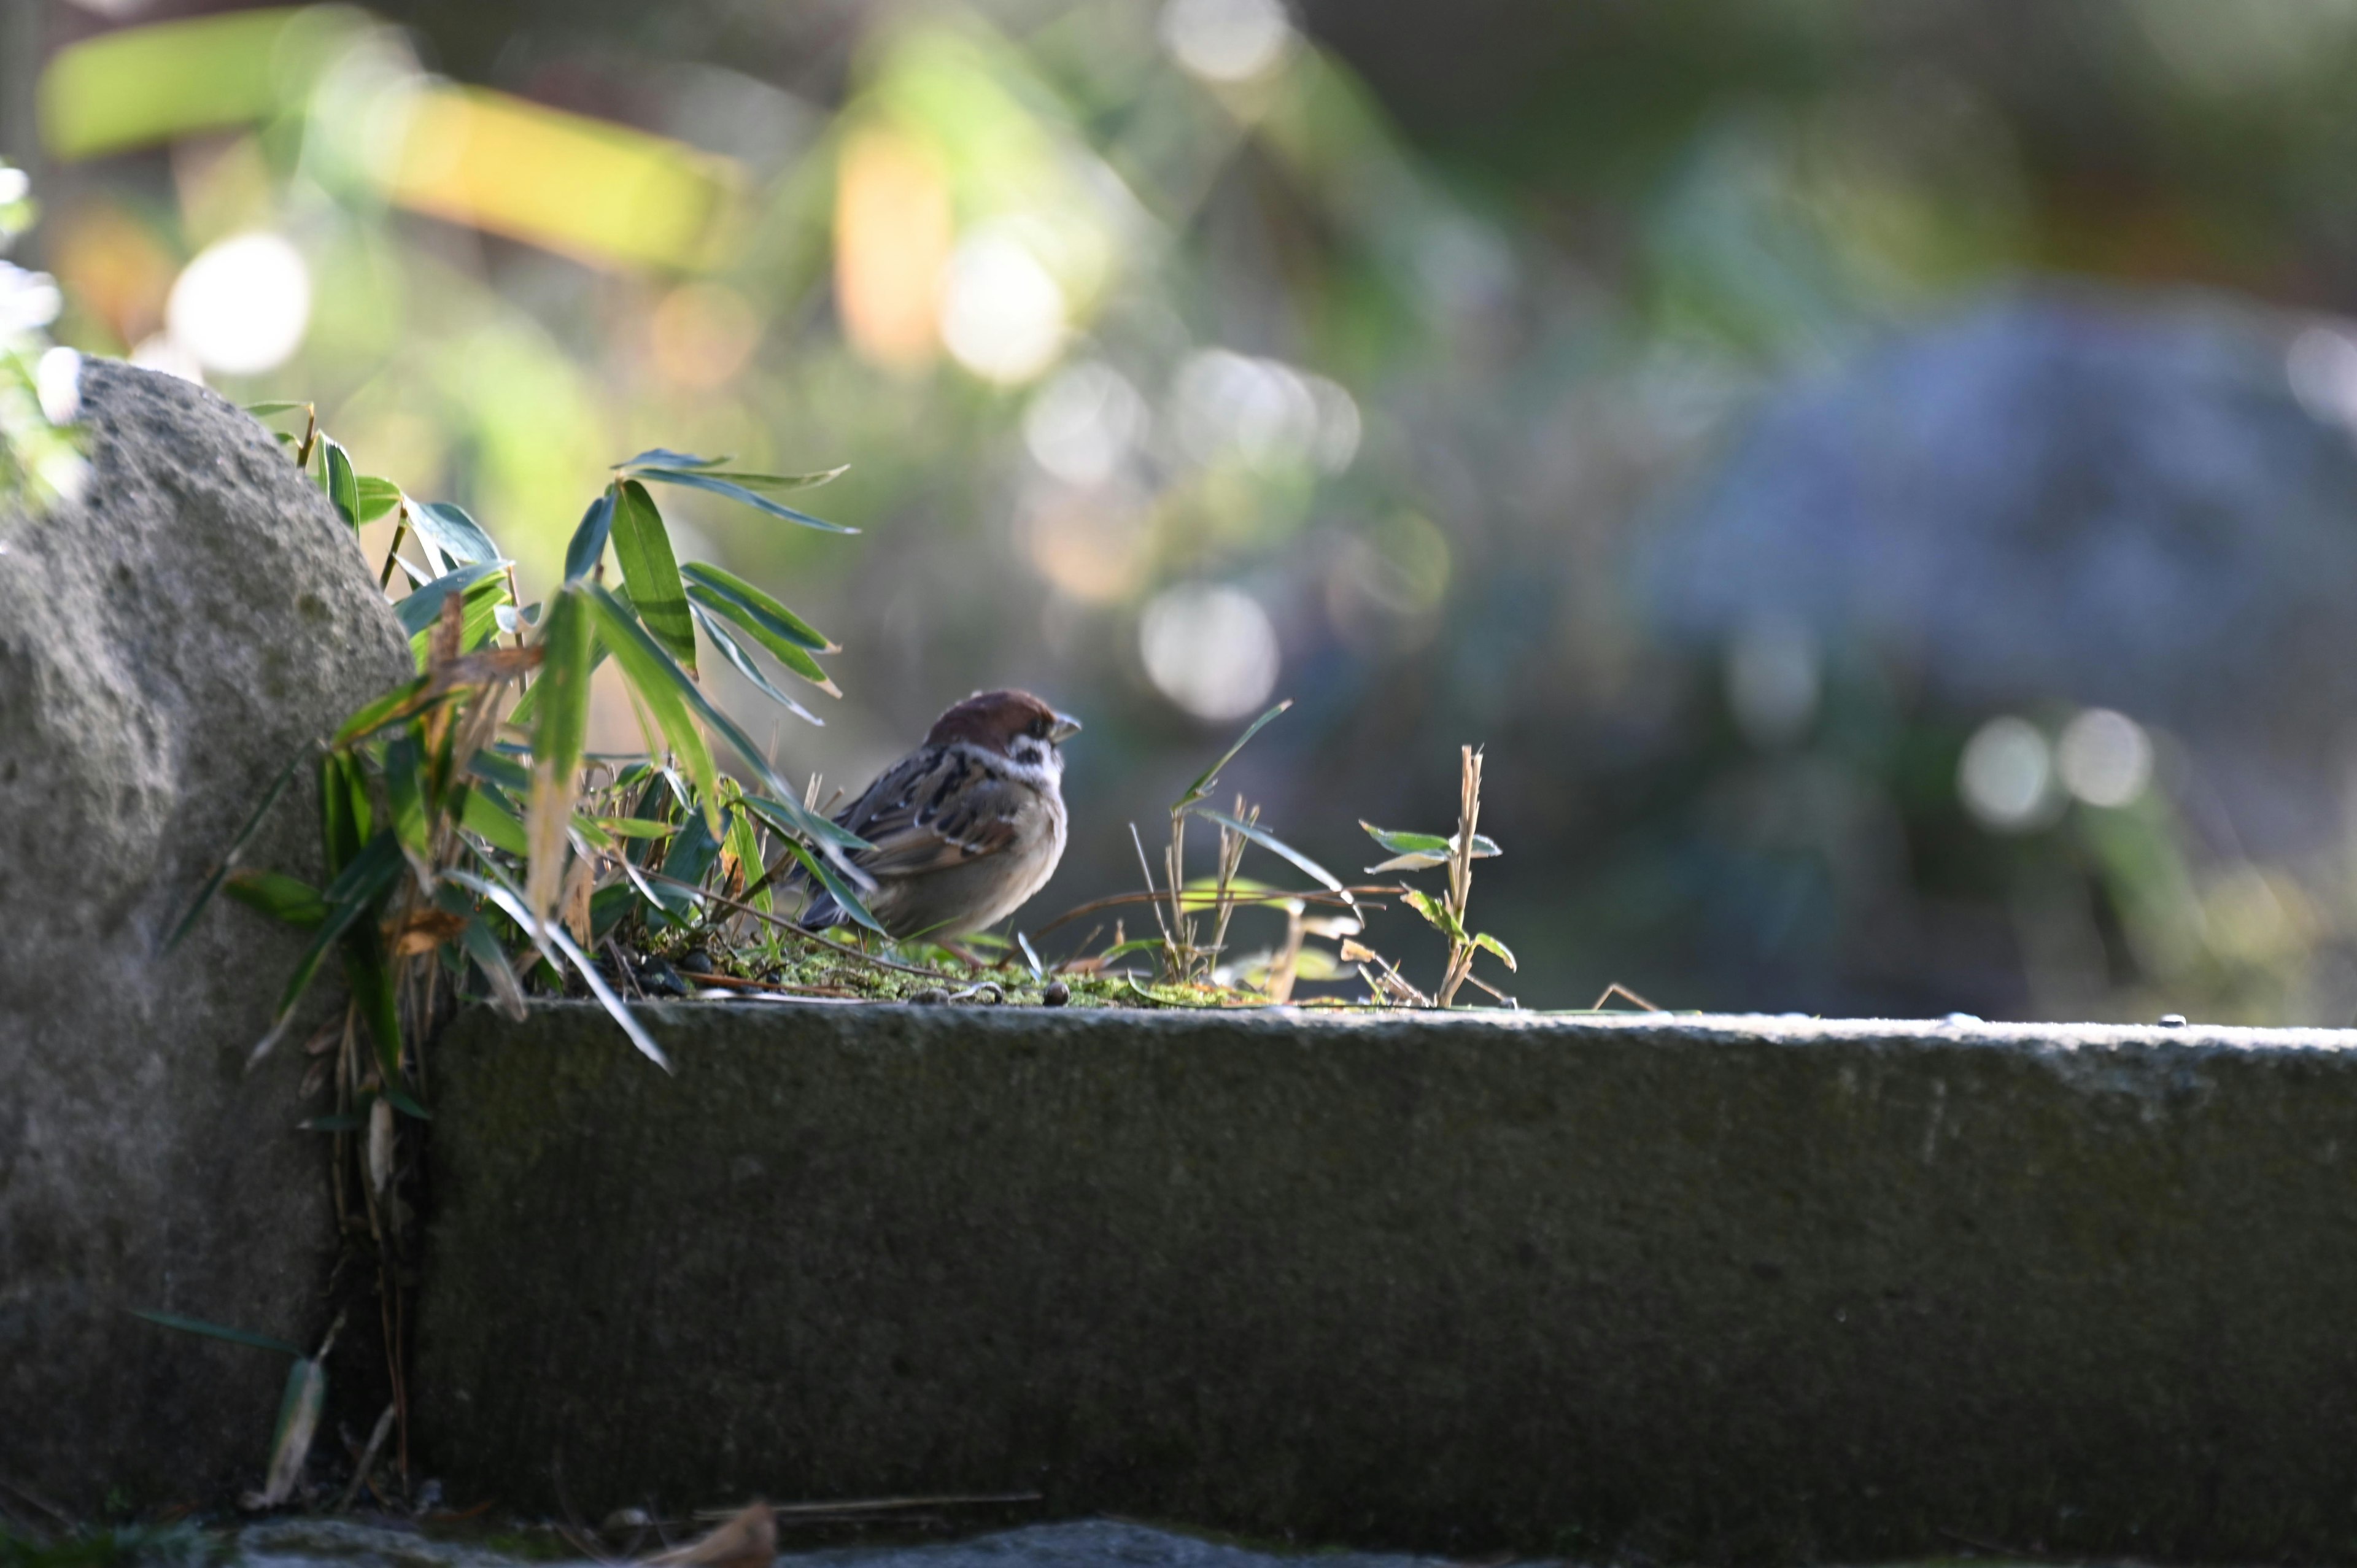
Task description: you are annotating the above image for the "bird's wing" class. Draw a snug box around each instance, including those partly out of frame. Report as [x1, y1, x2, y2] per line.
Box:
[833, 746, 1035, 879]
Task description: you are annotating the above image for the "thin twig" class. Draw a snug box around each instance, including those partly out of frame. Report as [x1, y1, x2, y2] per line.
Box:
[1591, 981, 1663, 1012]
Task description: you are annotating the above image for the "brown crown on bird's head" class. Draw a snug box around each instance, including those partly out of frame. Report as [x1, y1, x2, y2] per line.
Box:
[925, 689, 1083, 754]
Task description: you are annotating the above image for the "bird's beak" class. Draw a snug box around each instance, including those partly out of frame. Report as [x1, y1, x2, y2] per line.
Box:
[1050, 711, 1083, 744]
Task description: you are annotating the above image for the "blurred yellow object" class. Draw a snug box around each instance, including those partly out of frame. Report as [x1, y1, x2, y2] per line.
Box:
[386, 86, 741, 272]
[38, 7, 333, 162]
[834, 125, 951, 369]
[39, 8, 742, 273]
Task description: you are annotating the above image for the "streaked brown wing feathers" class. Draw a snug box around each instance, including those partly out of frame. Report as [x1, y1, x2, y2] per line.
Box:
[834, 746, 1029, 878]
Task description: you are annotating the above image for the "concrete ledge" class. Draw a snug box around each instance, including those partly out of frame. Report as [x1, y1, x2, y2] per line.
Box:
[417, 1005, 2357, 1562]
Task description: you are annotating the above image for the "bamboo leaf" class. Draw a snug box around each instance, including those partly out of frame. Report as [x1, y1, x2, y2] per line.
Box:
[247, 832, 403, 1068]
[582, 584, 721, 833]
[395, 562, 508, 639]
[609, 478, 695, 672]
[663, 465, 846, 492]
[1360, 824, 1450, 856]
[1176, 700, 1291, 813]
[459, 911, 528, 1021]
[319, 436, 358, 530]
[162, 747, 306, 952]
[784, 839, 887, 935]
[562, 485, 618, 581]
[1473, 931, 1517, 971]
[410, 501, 501, 566]
[354, 475, 403, 523]
[129, 1309, 301, 1358]
[679, 560, 835, 651]
[617, 447, 728, 469]
[686, 584, 837, 692]
[223, 870, 326, 929]
[691, 601, 823, 727]
[445, 865, 671, 1072]
[528, 586, 595, 919]
[632, 466, 857, 533]
[1403, 888, 1465, 940]
[1186, 806, 1347, 897]
[244, 400, 311, 417]
[249, 1354, 327, 1508]
[739, 792, 870, 856]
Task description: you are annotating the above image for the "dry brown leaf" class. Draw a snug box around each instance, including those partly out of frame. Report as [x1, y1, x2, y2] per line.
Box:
[644, 1501, 775, 1568]
[387, 908, 468, 957]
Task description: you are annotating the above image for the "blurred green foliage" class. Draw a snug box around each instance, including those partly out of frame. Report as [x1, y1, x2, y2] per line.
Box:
[24, 0, 2357, 1020]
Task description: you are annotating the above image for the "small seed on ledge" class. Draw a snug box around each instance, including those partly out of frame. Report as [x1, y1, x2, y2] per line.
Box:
[2159, 1013, 2187, 1027]
[1042, 980, 1071, 1006]
[910, 987, 949, 1006]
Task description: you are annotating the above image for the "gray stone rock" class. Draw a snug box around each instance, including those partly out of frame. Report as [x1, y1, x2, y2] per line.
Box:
[1645, 285, 2357, 860]
[0, 361, 411, 1508]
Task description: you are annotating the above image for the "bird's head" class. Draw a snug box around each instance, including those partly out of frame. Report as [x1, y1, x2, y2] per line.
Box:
[927, 689, 1082, 779]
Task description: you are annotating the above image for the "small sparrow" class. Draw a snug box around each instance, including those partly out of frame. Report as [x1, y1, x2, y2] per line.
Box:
[794, 689, 1082, 941]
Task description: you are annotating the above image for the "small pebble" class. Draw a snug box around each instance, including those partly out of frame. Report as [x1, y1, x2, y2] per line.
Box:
[680, 949, 714, 974]
[1042, 980, 1071, 1007]
[2159, 1013, 2188, 1027]
[638, 957, 686, 998]
[1943, 1012, 1982, 1025]
[910, 987, 949, 1006]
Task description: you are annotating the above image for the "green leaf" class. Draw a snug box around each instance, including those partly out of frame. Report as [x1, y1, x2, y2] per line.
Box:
[381, 1083, 431, 1121]
[411, 501, 501, 566]
[1360, 824, 1450, 857]
[1473, 931, 1517, 971]
[690, 601, 823, 727]
[1175, 700, 1291, 813]
[784, 839, 887, 935]
[466, 747, 532, 794]
[459, 910, 528, 1020]
[739, 792, 870, 856]
[129, 1309, 302, 1358]
[395, 561, 508, 639]
[320, 751, 370, 878]
[679, 560, 835, 651]
[245, 833, 403, 1068]
[162, 747, 306, 953]
[724, 801, 771, 914]
[686, 584, 837, 693]
[354, 475, 403, 523]
[1403, 888, 1465, 941]
[632, 466, 857, 533]
[244, 400, 311, 417]
[609, 478, 695, 672]
[617, 447, 728, 469]
[331, 674, 434, 749]
[532, 589, 594, 805]
[462, 782, 530, 857]
[594, 816, 674, 840]
[563, 485, 618, 581]
[1094, 937, 1164, 963]
[444, 865, 672, 1072]
[635, 464, 846, 493]
[582, 584, 721, 833]
[344, 929, 404, 1092]
[382, 733, 431, 865]
[319, 436, 358, 530]
[1186, 806, 1347, 898]
[223, 870, 326, 929]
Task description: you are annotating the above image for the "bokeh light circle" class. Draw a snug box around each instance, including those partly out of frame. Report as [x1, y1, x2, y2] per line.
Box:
[1139, 583, 1282, 720]
[1959, 716, 2060, 832]
[165, 233, 312, 376]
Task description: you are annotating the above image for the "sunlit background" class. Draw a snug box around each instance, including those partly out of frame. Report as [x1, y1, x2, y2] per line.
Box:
[13, 0, 2357, 1019]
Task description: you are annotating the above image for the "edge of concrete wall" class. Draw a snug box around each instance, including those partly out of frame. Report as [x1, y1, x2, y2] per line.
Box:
[418, 1004, 2357, 1562]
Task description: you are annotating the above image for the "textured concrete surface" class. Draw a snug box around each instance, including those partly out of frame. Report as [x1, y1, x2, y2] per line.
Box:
[0, 361, 412, 1507]
[421, 1003, 2357, 1562]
